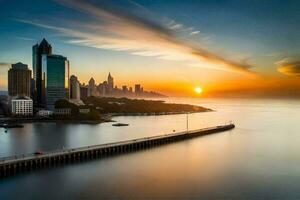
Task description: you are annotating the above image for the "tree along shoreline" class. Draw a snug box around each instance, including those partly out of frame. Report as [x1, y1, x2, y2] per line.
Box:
[1, 97, 212, 125]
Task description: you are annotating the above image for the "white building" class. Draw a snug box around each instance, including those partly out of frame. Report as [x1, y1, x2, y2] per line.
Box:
[11, 96, 33, 116]
[37, 110, 53, 117]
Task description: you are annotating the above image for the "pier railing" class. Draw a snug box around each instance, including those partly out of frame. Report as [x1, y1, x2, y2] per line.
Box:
[0, 124, 235, 178]
[0, 124, 234, 164]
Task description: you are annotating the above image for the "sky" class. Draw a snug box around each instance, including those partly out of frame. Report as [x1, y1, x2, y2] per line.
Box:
[0, 0, 300, 97]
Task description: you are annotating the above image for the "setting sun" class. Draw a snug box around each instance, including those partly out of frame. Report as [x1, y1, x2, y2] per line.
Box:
[194, 87, 203, 94]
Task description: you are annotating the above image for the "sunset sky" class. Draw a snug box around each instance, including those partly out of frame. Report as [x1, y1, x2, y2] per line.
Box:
[0, 0, 300, 97]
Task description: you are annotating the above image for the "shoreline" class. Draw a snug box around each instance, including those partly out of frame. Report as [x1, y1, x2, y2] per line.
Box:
[0, 110, 213, 126]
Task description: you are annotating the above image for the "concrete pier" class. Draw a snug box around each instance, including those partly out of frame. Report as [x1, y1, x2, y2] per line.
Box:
[0, 124, 234, 178]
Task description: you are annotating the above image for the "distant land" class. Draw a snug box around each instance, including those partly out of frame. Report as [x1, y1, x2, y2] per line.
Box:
[83, 97, 212, 115]
[0, 97, 212, 125]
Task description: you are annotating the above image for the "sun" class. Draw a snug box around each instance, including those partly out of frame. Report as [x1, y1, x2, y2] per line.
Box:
[194, 87, 203, 94]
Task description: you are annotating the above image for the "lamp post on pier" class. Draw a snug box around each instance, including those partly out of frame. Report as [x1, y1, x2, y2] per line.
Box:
[186, 112, 189, 133]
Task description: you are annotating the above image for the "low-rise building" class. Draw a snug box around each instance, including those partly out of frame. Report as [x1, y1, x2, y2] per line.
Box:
[37, 110, 53, 117]
[11, 96, 33, 116]
[54, 108, 71, 116]
[79, 108, 90, 114]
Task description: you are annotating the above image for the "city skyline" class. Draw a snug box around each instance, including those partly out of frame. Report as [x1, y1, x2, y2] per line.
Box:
[0, 0, 300, 98]
[2, 1, 300, 199]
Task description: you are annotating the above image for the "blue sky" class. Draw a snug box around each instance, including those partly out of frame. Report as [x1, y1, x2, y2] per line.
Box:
[0, 0, 300, 96]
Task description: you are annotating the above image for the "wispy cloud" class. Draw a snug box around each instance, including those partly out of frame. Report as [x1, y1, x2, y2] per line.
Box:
[277, 58, 300, 76]
[190, 31, 200, 35]
[0, 63, 11, 68]
[18, 0, 254, 74]
[15, 36, 35, 41]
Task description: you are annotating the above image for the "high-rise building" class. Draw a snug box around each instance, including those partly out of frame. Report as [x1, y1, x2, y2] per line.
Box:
[122, 85, 128, 93]
[88, 78, 96, 96]
[8, 62, 31, 97]
[33, 38, 52, 106]
[103, 81, 108, 95]
[80, 85, 88, 100]
[107, 73, 114, 94]
[70, 75, 80, 100]
[41, 54, 69, 110]
[30, 78, 35, 101]
[97, 83, 106, 96]
[135, 84, 141, 94]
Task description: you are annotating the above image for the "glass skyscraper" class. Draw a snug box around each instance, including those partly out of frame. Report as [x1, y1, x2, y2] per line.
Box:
[42, 55, 70, 110]
[32, 39, 52, 107]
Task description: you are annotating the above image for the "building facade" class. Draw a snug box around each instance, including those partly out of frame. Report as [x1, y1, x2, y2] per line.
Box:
[80, 85, 88, 100]
[42, 54, 70, 110]
[32, 38, 52, 106]
[70, 75, 80, 100]
[135, 84, 141, 94]
[88, 78, 97, 96]
[37, 110, 53, 117]
[107, 73, 114, 94]
[8, 62, 31, 97]
[11, 96, 33, 116]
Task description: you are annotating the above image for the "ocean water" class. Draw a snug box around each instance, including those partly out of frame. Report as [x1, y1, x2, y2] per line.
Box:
[1, 98, 300, 199]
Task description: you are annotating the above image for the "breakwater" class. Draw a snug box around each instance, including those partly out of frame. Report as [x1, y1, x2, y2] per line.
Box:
[0, 124, 234, 178]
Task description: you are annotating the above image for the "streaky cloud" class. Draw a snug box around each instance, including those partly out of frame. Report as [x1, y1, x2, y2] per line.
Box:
[277, 58, 300, 76]
[190, 31, 200, 35]
[0, 62, 11, 68]
[15, 36, 35, 41]
[21, 0, 254, 74]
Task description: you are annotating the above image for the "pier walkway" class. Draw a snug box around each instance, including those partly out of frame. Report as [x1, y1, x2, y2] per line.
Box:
[0, 124, 234, 178]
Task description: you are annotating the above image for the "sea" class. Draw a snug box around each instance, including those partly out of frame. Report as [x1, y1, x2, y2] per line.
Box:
[1, 98, 300, 199]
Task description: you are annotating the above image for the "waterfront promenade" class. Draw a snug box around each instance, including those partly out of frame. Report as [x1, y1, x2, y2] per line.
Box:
[0, 124, 234, 178]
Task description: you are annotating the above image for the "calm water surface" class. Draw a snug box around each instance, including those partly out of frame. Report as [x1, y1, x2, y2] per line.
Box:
[1, 98, 300, 199]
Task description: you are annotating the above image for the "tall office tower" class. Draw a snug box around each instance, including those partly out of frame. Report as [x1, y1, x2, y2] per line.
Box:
[30, 78, 35, 101]
[97, 83, 105, 96]
[103, 81, 108, 95]
[107, 73, 114, 94]
[122, 85, 128, 93]
[8, 62, 31, 97]
[88, 78, 96, 96]
[33, 38, 52, 106]
[135, 84, 141, 94]
[41, 55, 69, 110]
[70, 75, 80, 100]
[80, 85, 88, 100]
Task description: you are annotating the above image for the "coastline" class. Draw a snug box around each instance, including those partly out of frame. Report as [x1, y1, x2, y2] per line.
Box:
[0, 110, 213, 125]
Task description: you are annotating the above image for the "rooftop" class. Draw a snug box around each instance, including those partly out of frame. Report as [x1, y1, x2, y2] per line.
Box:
[11, 62, 28, 70]
[12, 96, 32, 100]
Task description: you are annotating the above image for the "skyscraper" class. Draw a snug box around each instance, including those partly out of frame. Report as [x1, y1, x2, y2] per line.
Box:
[107, 73, 114, 94]
[70, 75, 80, 100]
[41, 54, 69, 110]
[8, 62, 31, 97]
[97, 83, 105, 96]
[122, 85, 128, 93]
[80, 84, 88, 100]
[88, 78, 96, 96]
[135, 84, 141, 94]
[33, 38, 52, 106]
